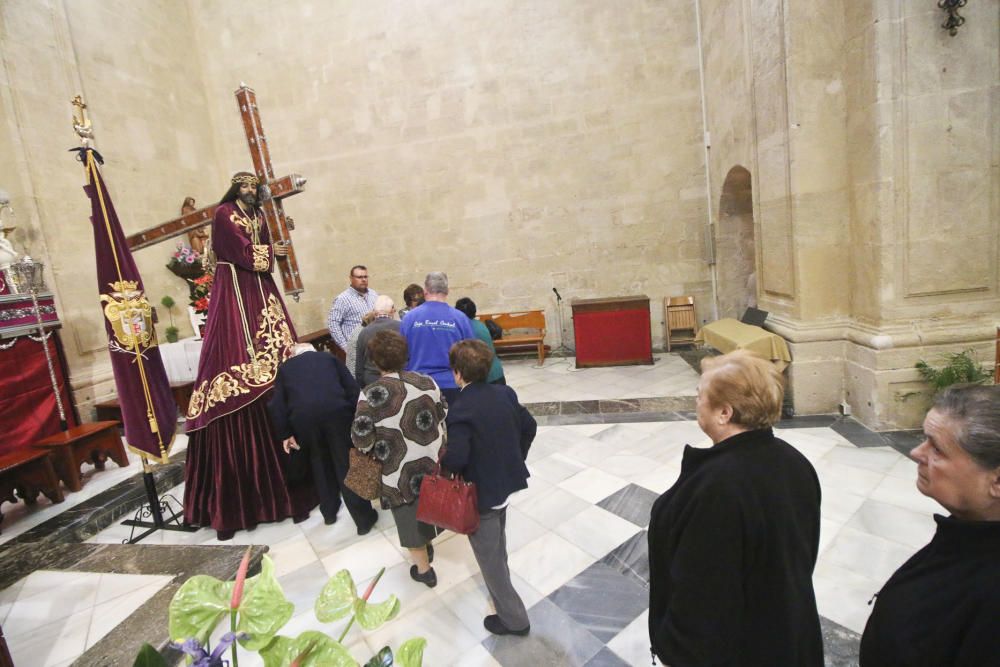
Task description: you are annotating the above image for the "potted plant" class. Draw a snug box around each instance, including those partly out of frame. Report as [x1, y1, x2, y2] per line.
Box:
[160, 295, 179, 343]
[915, 348, 992, 393]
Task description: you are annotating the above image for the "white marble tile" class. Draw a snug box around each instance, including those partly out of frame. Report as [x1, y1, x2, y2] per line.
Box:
[606, 609, 651, 666]
[509, 532, 593, 597]
[5, 571, 101, 637]
[452, 643, 503, 666]
[885, 455, 918, 480]
[631, 463, 682, 495]
[8, 608, 92, 667]
[813, 560, 881, 634]
[557, 467, 629, 503]
[624, 433, 686, 465]
[820, 526, 916, 585]
[820, 488, 867, 524]
[504, 506, 551, 554]
[869, 475, 943, 515]
[268, 531, 321, 578]
[821, 445, 903, 474]
[515, 486, 590, 530]
[814, 460, 886, 498]
[321, 532, 405, 583]
[818, 518, 844, 556]
[845, 499, 936, 549]
[86, 577, 171, 649]
[527, 452, 587, 484]
[93, 572, 173, 606]
[0, 576, 26, 624]
[363, 597, 480, 666]
[602, 453, 663, 481]
[435, 573, 493, 642]
[554, 506, 641, 559]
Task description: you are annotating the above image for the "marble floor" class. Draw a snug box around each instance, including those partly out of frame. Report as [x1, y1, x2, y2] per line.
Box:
[0, 352, 935, 666]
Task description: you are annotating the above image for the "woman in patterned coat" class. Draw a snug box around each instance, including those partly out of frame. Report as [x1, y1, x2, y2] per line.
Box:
[351, 329, 446, 587]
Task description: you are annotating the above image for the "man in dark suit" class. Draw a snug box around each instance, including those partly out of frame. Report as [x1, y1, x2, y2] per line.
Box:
[268, 343, 378, 533]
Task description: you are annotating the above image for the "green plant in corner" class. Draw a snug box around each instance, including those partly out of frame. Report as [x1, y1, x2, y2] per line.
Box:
[160, 295, 179, 343]
[915, 348, 992, 393]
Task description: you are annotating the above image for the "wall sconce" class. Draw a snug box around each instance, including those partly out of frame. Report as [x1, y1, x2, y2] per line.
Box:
[938, 0, 967, 37]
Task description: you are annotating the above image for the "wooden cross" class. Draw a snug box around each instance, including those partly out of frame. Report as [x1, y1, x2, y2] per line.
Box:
[126, 84, 306, 300]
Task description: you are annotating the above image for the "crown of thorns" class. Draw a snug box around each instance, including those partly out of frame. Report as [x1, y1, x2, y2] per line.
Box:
[231, 174, 259, 187]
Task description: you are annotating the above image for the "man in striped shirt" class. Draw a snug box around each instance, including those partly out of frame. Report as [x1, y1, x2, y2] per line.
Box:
[327, 265, 379, 351]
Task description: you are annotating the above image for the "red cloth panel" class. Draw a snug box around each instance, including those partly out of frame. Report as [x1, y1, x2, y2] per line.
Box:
[574, 308, 652, 365]
[0, 335, 77, 455]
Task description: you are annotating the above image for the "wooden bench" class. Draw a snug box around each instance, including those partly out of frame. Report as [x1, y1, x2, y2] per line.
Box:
[477, 310, 548, 365]
[33, 421, 129, 492]
[96, 381, 195, 422]
[0, 449, 65, 531]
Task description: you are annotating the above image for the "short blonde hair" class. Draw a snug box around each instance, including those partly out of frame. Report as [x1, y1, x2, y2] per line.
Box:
[700, 350, 784, 429]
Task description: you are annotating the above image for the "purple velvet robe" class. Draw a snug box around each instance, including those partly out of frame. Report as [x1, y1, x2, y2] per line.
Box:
[185, 201, 296, 430]
[183, 201, 315, 532]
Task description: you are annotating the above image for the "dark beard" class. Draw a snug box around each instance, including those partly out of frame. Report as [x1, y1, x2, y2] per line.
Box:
[239, 192, 257, 207]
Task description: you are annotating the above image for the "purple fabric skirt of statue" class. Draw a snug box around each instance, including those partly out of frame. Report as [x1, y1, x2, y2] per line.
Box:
[183, 395, 318, 532]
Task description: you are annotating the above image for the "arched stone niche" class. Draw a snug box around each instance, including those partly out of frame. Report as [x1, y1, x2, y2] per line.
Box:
[715, 166, 756, 319]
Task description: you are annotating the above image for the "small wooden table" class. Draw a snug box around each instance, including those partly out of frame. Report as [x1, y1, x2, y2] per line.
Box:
[33, 421, 129, 492]
[695, 318, 791, 370]
[0, 449, 65, 530]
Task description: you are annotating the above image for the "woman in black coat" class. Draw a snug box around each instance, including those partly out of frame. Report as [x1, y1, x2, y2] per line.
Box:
[440, 339, 537, 637]
[647, 350, 824, 666]
[860, 384, 1000, 666]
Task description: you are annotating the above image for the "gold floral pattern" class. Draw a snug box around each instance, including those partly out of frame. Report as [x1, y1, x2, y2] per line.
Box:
[230, 210, 260, 236]
[186, 294, 294, 420]
[251, 244, 270, 271]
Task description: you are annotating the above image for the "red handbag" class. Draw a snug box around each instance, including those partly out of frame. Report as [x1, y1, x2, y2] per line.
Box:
[415, 463, 480, 535]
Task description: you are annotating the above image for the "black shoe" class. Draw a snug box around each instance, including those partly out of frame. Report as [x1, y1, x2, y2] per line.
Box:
[357, 517, 377, 535]
[293, 512, 310, 524]
[427, 542, 434, 563]
[216, 529, 235, 541]
[409, 565, 437, 588]
[324, 515, 338, 526]
[484, 614, 529, 636]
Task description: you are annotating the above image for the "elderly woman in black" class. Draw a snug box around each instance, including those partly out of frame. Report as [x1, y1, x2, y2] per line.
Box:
[441, 339, 536, 637]
[648, 350, 823, 666]
[860, 384, 1000, 666]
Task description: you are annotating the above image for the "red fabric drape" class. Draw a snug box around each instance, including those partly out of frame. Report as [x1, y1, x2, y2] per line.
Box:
[0, 335, 77, 456]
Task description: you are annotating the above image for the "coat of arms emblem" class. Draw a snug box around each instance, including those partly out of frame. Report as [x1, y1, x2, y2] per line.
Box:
[100, 279, 155, 352]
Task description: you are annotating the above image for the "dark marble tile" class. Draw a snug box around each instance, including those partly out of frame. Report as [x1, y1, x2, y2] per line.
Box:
[535, 413, 607, 427]
[598, 484, 659, 527]
[775, 414, 839, 429]
[674, 410, 697, 420]
[831, 418, 889, 448]
[525, 401, 560, 416]
[483, 597, 604, 667]
[881, 430, 923, 456]
[597, 399, 643, 414]
[676, 348, 714, 373]
[560, 400, 602, 415]
[547, 563, 649, 642]
[820, 615, 861, 667]
[600, 530, 649, 589]
[636, 396, 696, 412]
[603, 411, 681, 424]
[583, 647, 631, 667]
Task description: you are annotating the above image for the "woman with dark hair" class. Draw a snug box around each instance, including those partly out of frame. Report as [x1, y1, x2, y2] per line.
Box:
[454, 297, 505, 385]
[398, 283, 425, 320]
[351, 329, 445, 587]
[860, 384, 1000, 666]
[441, 339, 536, 636]
[183, 172, 315, 541]
[648, 350, 823, 666]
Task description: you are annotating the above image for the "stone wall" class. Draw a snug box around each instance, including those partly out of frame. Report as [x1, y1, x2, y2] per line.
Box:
[0, 0, 223, 416]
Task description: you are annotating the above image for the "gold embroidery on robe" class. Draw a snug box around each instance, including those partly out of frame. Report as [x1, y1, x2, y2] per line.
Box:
[251, 244, 270, 271]
[230, 210, 260, 235]
[187, 294, 294, 420]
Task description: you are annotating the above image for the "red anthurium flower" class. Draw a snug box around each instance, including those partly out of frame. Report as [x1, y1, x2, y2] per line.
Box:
[230, 546, 253, 610]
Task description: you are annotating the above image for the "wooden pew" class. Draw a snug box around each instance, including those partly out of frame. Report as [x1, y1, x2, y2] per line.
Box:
[477, 310, 548, 365]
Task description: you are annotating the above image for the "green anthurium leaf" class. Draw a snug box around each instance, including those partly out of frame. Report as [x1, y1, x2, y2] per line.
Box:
[315, 570, 358, 623]
[353, 594, 400, 631]
[167, 574, 232, 646]
[235, 555, 294, 651]
[259, 631, 359, 667]
[394, 638, 426, 667]
[363, 646, 394, 667]
[132, 643, 170, 667]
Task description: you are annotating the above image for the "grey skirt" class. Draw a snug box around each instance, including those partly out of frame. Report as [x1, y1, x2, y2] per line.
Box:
[390, 502, 439, 548]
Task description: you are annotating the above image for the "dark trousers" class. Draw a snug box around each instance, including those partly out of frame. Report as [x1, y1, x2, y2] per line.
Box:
[299, 417, 377, 529]
[468, 507, 530, 631]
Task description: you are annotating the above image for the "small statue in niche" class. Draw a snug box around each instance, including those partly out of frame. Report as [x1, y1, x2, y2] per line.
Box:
[182, 197, 210, 256]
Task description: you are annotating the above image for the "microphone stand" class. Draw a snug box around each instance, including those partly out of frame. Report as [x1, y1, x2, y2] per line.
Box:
[551, 287, 574, 356]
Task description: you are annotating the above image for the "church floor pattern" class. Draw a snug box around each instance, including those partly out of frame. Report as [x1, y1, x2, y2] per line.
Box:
[0, 353, 932, 666]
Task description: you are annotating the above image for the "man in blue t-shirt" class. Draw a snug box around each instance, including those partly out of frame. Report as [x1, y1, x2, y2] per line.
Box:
[399, 271, 475, 405]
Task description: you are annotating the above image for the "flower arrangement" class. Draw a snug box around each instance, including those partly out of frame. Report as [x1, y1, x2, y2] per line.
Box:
[189, 273, 213, 315]
[166, 241, 204, 281]
[134, 551, 426, 667]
